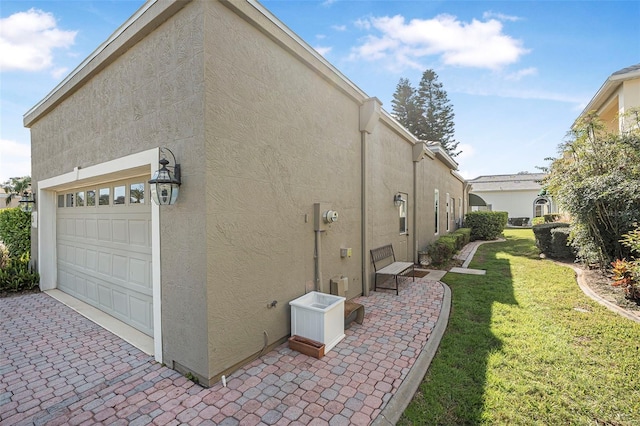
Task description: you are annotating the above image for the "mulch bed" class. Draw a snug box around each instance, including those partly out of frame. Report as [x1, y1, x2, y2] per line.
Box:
[580, 266, 640, 314]
[0, 287, 41, 299]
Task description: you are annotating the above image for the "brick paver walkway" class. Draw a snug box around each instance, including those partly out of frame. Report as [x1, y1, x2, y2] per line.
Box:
[1, 277, 445, 425]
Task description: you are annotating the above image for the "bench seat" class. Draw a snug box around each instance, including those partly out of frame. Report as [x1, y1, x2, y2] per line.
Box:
[370, 244, 415, 295]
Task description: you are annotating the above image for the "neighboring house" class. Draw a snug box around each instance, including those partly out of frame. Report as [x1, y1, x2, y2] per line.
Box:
[576, 64, 640, 134]
[0, 193, 20, 210]
[25, 0, 466, 386]
[468, 173, 556, 225]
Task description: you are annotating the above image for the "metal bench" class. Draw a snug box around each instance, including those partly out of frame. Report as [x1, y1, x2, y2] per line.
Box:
[370, 244, 414, 295]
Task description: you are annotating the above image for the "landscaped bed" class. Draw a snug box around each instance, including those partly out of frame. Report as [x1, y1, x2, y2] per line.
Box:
[400, 228, 640, 425]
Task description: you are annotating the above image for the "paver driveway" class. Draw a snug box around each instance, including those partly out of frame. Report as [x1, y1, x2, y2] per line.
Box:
[1, 276, 447, 425]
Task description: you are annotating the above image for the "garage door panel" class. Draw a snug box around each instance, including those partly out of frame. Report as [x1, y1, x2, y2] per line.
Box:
[86, 219, 98, 239]
[75, 219, 85, 237]
[86, 250, 97, 271]
[129, 220, 148, 246]
[112, 219, 127, 243]
[113, 290, 129, 316]
[86, 280, 98, 303]
[129, 258, 148, 287]
[112, 254, 128, 280]
[98, 219, 111, 241]
[57, 178, 153, 337]
[75, 247, 86, 268]
[98, 252, 111, 275]
[98, 284, 113, 309]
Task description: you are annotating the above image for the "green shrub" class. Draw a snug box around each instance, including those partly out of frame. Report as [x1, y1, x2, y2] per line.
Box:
[453, 228, 471, 249]
[543, 213, 562, 223]
[426, 228, 472, 266]
[0, 207, 31, 258]
[508, 217, 529, 226]
[550, 227, 574, 259]
[532, 217, 545, 226]
[465, 211, 508, 241]
[0, 256, 39, 293]
[427, 235, 457, 266]
[532, 222, 570, 256]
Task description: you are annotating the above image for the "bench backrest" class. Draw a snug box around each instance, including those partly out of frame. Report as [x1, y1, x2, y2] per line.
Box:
[370, 244, 396, 271]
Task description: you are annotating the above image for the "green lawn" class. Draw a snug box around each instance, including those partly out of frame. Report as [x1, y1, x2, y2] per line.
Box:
[400, 229, 640, 425]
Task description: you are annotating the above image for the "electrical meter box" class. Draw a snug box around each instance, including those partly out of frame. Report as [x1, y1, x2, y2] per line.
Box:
[314, 202, 338, 231]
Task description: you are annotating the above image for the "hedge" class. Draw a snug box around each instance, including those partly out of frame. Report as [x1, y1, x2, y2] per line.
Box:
[0, 208, 31, 258]
[427, 228, 471, 266]
[465, 211, 508, 241]
[532, 222, 571, 258]
[550, 227, 574, 259]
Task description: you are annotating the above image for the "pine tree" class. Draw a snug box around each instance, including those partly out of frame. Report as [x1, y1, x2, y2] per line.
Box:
[391, 70, 460, 157]
[416, 69, 459, 157]
[391, 78, 419, 136]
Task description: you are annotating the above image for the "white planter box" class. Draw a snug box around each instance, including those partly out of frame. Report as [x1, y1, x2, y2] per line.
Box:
[289, 291, 345, 353]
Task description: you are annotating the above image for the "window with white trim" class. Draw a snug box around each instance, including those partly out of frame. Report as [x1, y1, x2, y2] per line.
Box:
[434, 189, 440, 235]
[399, 196, 408, 235]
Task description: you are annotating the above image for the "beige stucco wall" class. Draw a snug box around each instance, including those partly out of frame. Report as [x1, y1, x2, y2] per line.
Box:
[415, 158, 465, 253]
[202, 1, 363, 380]
[366, 123, 414, 265]
[28, 1, 210, 377]
[26, 0, 468, 385]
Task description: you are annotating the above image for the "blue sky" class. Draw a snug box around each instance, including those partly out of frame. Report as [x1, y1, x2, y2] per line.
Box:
[1, 0, 639, 184]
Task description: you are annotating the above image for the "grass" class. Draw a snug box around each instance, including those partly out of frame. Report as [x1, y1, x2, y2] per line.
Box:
[400, 229, 640, 425]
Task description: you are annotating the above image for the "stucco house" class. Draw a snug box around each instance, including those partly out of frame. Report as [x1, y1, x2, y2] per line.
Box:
[25, 0, 466, 386]
[577, 64, 640, 133]
[468, 173, 556, 225]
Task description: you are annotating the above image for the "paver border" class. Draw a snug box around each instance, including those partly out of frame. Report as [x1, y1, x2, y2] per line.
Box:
[371, 282, 452, 426]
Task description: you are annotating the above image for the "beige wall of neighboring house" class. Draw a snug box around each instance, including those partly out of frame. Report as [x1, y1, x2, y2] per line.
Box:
[577, 64, 640, 133]
[0, 194, 21, 210]
[25, 0, 467, 385]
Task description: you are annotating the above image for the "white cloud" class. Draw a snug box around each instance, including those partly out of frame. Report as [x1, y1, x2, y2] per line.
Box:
[354, 18, 371, 31]
[482, 11, 522, 22]
[332, 24, 347, 32]
[314, 46, 333, 56]
[0, 139, 31, 183]
[0, 8, 77, 75]
[316, 34, 327, 40]
[505, 67, 538, 81]
[350, 14, 528, 71]
[322, 0, 337, 7]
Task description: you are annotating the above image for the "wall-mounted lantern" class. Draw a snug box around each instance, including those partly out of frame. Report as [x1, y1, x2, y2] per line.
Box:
[394, 193, 404, 207]
[149, 148, 181, 205]
[19, 191, 35, 213]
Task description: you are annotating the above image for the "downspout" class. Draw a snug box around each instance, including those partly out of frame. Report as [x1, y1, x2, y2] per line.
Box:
[412, 142, 433, 264]
[413, 161, 418, 264]
[359, 98, 381, 297]
[314, 229, 324, 292]
[361, 131, 369, 296]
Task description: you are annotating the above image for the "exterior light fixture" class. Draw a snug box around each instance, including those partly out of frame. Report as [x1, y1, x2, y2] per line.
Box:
[149, 148, 181, 205]
[394, 194, 404, 207]
[19, 191, 35, 213]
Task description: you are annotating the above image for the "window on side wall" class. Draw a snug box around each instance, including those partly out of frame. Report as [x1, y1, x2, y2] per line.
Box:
[446, 193, 450, 232]
[399, 196, 408, 235]
[434, 189, 439, 234]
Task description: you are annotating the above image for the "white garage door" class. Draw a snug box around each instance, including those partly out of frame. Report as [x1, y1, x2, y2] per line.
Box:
[56, 178, 153, 336]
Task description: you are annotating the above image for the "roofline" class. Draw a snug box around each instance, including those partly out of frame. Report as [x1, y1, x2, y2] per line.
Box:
[575, 65, 640, 125]
[24, 0, 420, 151]
[425, 142, 458, 170]
[469, 172, 546, 181]
[25, 0, 192, 127]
